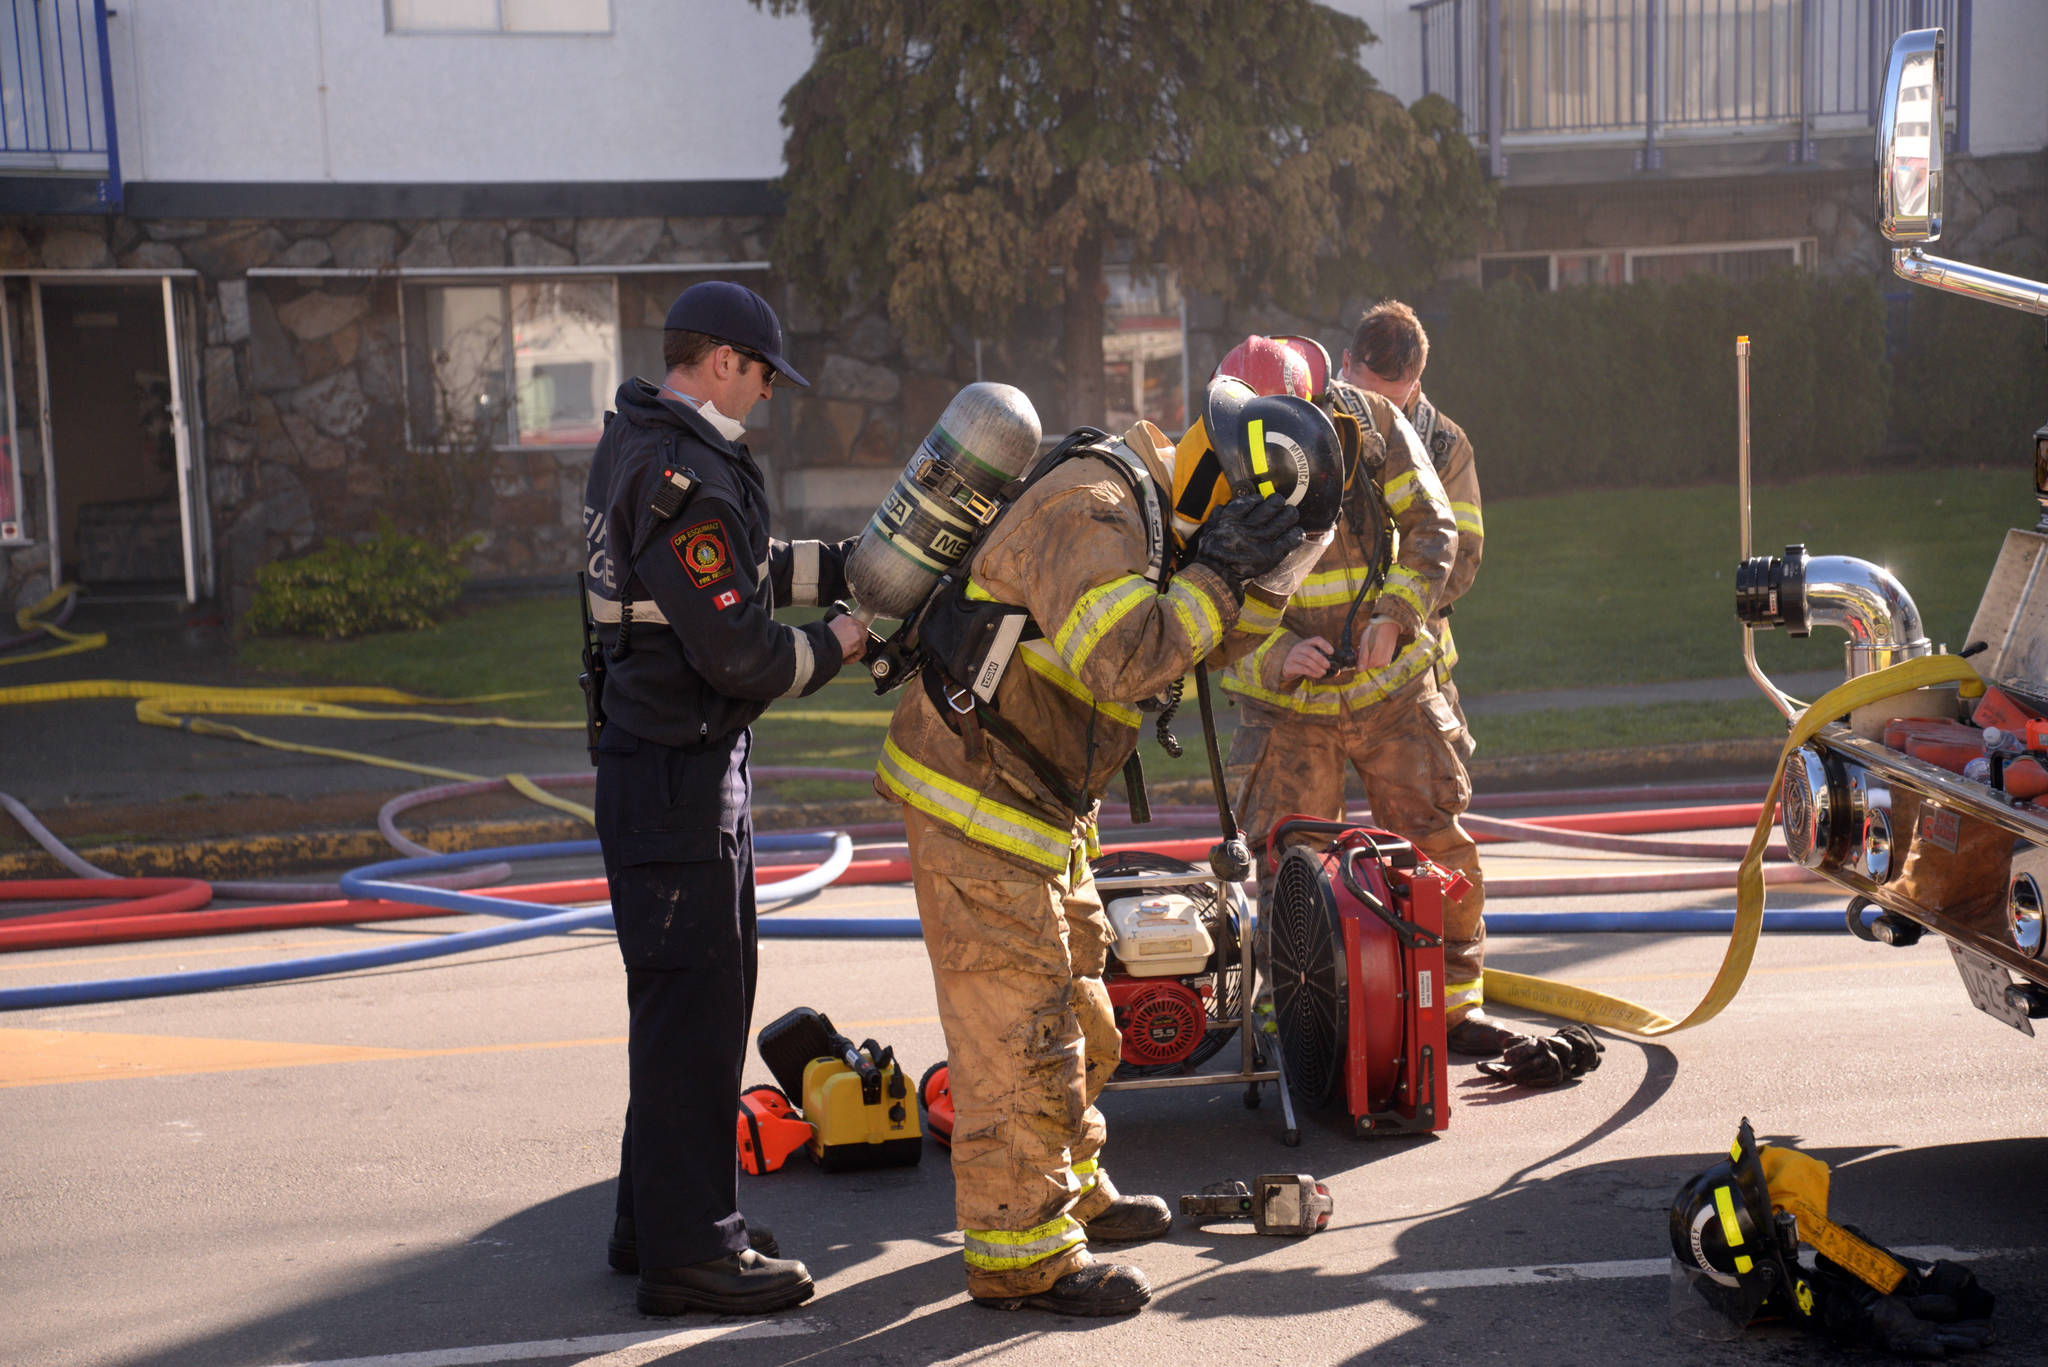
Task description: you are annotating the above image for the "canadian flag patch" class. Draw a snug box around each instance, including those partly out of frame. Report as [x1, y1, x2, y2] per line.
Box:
[713, 589, 741, 611]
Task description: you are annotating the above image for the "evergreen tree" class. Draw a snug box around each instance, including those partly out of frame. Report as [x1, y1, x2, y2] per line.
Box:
[758, 0, 1492, 425]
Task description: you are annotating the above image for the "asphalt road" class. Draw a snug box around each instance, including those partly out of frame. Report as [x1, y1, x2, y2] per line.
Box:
[4, 838, 2045, 1367]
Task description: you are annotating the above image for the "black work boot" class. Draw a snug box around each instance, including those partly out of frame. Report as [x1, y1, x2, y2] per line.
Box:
[1081, 1194, 1173, 1244]
[608, 1215, 779, 1274]
[974, 1262, 1151, 1316]
[1445, 1009, 1528, 1060]
[637, 1247, 814, 1316]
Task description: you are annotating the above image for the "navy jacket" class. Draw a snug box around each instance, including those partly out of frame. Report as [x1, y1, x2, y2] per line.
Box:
[582, 378, 854, 750]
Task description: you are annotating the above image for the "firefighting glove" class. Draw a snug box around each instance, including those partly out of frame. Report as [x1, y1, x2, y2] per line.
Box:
[1812, 1246, 1995, 1359]
[1476, 1024, 1605, 1087]
[1192, 494, 1304, 599]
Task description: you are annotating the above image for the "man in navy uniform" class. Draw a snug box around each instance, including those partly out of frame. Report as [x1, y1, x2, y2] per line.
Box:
[582, 280, 865, 1316]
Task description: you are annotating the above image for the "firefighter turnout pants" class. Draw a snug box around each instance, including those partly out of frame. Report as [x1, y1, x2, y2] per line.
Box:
[903, 807, 1126, 1297]
[1230, 672, 1488, 1024]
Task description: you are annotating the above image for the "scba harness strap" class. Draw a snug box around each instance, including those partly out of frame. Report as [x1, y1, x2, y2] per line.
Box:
[913, 432, 1174, 823]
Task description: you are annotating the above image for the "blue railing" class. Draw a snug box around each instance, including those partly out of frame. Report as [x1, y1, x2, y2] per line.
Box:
[0, 0, 119, 207]
[1415, 0, 1969, 177]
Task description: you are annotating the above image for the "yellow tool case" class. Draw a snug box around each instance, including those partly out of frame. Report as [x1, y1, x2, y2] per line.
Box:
[801, 1048, 924, 1171]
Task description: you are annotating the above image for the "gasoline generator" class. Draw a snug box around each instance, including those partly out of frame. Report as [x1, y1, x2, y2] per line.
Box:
[1093, 850, 1246, 1078]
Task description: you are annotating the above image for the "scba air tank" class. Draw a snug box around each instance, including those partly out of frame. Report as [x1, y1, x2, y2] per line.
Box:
[844, 382, 1042, 619]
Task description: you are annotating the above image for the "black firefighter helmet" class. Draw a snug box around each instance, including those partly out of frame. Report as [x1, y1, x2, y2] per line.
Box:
[1668, 1117, 1819, 1333]
[1202, 378, 1345, 537]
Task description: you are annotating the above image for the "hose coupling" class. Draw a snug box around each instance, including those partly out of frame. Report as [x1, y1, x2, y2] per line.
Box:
[1734, 543, 1810, 636]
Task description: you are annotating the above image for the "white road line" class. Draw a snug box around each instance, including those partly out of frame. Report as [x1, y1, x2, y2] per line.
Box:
[1367, 1245, 1995, 1293]
[264, 1315, 823, 1367]
[261, 1245, 2024, 1366]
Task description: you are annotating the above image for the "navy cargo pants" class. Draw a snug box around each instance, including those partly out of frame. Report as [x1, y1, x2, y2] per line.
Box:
[594, 723, 757, 1271]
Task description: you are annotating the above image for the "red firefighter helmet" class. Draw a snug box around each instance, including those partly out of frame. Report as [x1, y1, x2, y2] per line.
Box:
[1274, 335, 1332, 400]
[1212, 335, 1312, 401]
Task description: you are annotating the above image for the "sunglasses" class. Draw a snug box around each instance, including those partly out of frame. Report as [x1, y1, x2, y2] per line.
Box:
[727, 343, 778, 385]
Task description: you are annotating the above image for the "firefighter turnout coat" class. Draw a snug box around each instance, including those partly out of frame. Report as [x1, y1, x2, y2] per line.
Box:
[1407, 390, 1483, 692]
[875, 422, 1283, 1298]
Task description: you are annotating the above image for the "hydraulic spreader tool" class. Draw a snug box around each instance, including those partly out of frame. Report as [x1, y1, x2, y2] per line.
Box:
[1180, 1174, 1334, 1237]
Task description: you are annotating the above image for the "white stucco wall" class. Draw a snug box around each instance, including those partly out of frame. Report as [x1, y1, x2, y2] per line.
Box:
[1326, 0, 1429, 106]
[107, 0, 811, 183]
[95, 1, 2041, 187]
[1963, 4, 2048, 157]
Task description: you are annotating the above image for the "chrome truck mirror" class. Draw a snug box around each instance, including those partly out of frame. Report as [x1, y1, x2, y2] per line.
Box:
[1877, 29, 1943, 244]
[1874, 28, 2047, 316]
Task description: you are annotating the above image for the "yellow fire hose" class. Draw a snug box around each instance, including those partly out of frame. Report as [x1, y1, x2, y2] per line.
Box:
[0, 678, 595, 825]
[1486, 654, 1986, 1037]
[0, 585, 106, 667]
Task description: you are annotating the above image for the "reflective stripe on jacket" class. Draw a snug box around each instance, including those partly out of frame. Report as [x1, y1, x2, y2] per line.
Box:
[1221, 383, 1455, 722]
[1409, 391, 1482, 677]
[876, 425, 1284, 873]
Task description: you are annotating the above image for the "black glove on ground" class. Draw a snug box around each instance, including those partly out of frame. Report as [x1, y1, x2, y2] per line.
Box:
[1813, 1249, 1995, 1359]
[1193, 494, 1304, 597]
[1476, 1024, 1605, 1087]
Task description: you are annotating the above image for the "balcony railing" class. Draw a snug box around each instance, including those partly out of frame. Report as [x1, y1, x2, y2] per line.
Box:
[0, 0, 119, 208]
[1415, 0, 1970, 177]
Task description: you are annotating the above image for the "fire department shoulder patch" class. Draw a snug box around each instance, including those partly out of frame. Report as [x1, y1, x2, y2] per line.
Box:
[673, 519, 735, 588]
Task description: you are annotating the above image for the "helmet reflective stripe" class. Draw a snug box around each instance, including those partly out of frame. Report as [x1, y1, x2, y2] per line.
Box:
[1247, 417, 1273, 496]
[1690, 1204, 1741, 1287]
[1713, 1184, 1747, 1251]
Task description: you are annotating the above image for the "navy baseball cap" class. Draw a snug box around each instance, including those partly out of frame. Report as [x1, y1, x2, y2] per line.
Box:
[664, 281, 809, 388]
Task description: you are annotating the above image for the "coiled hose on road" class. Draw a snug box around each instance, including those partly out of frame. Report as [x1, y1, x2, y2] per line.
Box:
[0, 833, 854, 1011]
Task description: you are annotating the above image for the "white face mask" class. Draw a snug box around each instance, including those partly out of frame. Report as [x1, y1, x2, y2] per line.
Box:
[697, 399, 748, 442]
[659, 382, 748, 441]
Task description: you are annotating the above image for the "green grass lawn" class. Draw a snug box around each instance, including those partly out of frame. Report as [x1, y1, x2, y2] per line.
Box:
[235, 465, 2022, 766]
[1448, 465, 2021, 695]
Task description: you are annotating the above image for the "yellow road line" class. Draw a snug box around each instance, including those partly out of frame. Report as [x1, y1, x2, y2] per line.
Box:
[0, 1027, 628, 1089]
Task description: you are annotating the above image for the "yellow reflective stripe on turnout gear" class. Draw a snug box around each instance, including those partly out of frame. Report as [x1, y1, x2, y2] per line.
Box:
[1485, 654, 1986, 1037]
[1073, 1156, 1100, 1193]
[963, 1214, 1086, 1271]
[1053, 575, 1151, 676]
[1247, 417, 1272, 496]
[965, 577, 998, 602]
[1445, 978, 1482, 1008]
[1378, 564, 1431, 621]
[1451, 500, 1483, 536]
[877, 735, 1073, 873]
[1224, 634, 1437, 715]
[1018, 641, 1141, 728]
[1291, 565, 1379, 609]
[1437, 631, 1460, 672]
[1236, 594, 1283, 636]
[1383, 468, 1424, 514]
[1165, 578, 1224, 659]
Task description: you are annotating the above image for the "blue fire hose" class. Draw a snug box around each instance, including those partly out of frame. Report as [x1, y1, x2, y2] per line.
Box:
[0, 832, 852, 1012]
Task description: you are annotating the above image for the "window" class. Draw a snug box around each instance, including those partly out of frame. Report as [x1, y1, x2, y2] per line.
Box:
[1480, 239, 1813, 290]
[388, 0, 611, 34]
[1103, 268, 1188, 436]
[404, 279, 618, 448]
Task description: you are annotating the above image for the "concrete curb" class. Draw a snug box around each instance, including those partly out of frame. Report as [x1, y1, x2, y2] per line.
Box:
[0, 738, 1785, 883]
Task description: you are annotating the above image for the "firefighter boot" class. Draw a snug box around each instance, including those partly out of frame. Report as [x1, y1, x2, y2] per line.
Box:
[608, 1214, 779, 1274]
[974, 1261, 1153, 1317]
[637, 1247, 814, 1316]
[1081, 1195, 1174, 1244]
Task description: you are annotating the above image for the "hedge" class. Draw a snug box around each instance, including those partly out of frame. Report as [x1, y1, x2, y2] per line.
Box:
[246, 520, 476, 639]
[1424, 269, 1891, 496]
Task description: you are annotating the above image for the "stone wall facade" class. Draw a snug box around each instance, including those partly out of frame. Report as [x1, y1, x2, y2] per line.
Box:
[0, 209, 998, 616]
[3, 150, 2041, 615]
